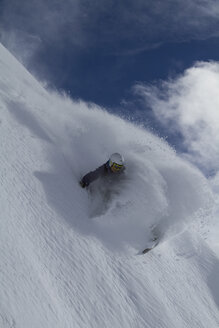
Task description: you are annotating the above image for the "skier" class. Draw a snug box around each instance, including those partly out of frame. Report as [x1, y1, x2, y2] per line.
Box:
[80, 153, 125, 188]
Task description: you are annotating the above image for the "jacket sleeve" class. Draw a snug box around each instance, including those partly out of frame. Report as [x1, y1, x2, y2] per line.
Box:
[81, 164, 106, 187]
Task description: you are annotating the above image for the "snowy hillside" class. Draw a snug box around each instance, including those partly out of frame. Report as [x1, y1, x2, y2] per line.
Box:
[0, 43, 219, 328]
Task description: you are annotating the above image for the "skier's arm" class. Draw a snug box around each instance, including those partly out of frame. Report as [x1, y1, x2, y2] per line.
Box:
[80, 164, 106, 188]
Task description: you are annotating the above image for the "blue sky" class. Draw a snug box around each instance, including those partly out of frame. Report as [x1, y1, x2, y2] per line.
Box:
[1, 0, 219, 110]
[1, 0, 219, 174]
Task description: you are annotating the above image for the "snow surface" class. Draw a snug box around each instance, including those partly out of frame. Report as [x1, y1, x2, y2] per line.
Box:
[0, 43, 219, 327]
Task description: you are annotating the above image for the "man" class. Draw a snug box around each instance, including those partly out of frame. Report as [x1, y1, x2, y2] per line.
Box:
[80, 153, 125, 188]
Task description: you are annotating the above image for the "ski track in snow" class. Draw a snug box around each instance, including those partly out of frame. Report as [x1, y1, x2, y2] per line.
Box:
[1, 43, 219, 327]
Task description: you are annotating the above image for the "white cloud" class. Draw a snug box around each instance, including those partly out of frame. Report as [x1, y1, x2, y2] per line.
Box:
[134, 61, 219, 174]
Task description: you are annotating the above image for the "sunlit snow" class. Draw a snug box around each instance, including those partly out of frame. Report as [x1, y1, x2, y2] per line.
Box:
[0, 43, 219, 328]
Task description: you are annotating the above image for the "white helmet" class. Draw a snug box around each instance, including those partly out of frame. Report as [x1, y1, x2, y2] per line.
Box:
[109, 153, 124, 170]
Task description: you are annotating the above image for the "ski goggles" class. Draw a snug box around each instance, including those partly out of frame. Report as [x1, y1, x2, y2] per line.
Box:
[110, 162, 124, 171]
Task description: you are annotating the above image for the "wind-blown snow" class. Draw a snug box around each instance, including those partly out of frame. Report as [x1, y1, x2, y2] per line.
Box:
[0, 43, 219, 327]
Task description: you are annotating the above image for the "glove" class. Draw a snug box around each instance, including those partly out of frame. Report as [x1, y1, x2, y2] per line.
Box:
[80, 180, 87, 188]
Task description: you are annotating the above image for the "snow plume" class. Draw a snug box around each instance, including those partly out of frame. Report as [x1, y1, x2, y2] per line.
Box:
[0, 0, 82, 67]
[0, 43, 212, 254]
[135, 61, 219, 176]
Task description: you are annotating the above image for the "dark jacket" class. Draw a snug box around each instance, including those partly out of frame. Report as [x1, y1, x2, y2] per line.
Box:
[80, 161, 124, 188]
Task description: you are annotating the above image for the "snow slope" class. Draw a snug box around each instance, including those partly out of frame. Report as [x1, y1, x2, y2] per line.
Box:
[0, 43, 219, 327]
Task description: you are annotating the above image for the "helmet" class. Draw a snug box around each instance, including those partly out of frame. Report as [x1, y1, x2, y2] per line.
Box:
[109, 153, 124, 172]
